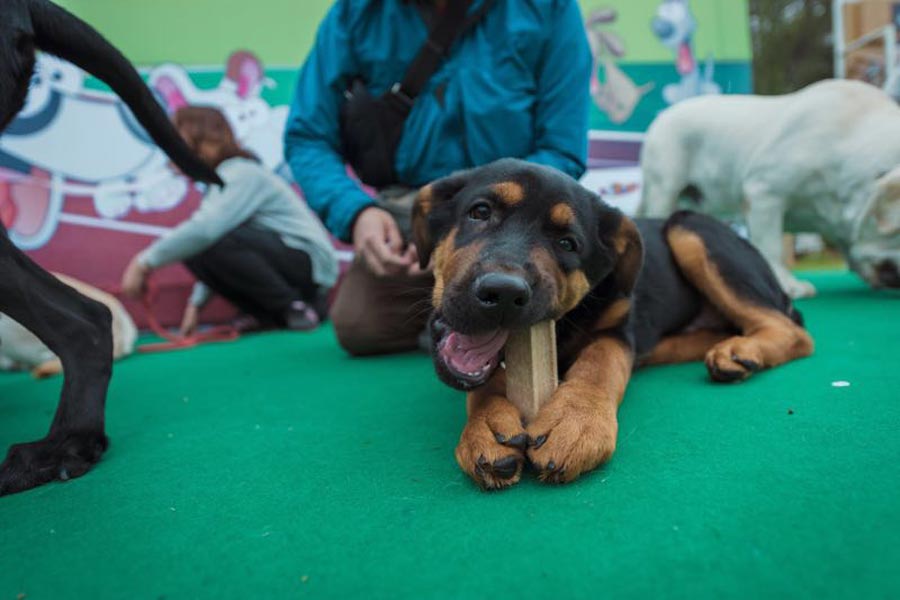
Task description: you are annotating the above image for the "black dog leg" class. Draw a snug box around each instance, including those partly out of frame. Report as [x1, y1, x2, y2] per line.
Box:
[0, 229, 112, 496]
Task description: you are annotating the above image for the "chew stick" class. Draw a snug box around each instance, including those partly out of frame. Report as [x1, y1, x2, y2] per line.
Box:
[505, 321, 558, 422]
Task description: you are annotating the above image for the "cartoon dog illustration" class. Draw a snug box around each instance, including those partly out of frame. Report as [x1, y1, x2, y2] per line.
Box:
[0, 51, 291, 251]
[652, 0, 720, 104]
[0, 53, 181, 247]
[149, 51, 290, 171]
[586, 8, 654, 124]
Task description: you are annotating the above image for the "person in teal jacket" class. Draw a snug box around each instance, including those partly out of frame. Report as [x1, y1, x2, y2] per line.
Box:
[284, 0, 591, 356]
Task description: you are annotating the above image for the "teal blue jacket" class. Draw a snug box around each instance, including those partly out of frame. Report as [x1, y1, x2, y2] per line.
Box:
[283, 0, 592, 242]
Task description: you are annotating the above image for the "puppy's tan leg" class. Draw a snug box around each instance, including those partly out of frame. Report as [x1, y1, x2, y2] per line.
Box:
[526, 337, 632, 484]
[667, 226, 814, 382]
[456, 370, 528, 490]
[642, 329, 731, 365]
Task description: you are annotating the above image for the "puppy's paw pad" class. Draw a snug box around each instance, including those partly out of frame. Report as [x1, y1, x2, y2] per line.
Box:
[457, 420, 526, 490]
[473, 454, 523, 489]
[706, 338, 764, 383]
[526, 405, 617, 485]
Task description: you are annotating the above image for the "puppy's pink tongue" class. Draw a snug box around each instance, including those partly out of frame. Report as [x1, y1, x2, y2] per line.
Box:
[442, 330, 509, 374]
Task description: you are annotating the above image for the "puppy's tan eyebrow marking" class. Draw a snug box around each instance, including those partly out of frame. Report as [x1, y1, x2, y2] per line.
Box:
[491, 181, 525, 206]
[550, 203, 574, 228]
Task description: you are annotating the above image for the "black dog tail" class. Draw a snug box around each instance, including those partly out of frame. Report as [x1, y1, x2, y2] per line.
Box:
[28, 0, 224, 187]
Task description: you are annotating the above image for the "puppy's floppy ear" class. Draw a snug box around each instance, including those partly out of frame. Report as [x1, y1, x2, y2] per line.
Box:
[411, 172, 470, 269]
[597, 203, 644, 296]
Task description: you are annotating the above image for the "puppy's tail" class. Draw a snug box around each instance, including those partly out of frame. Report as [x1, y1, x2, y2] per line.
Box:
[27, 0, 224, 187]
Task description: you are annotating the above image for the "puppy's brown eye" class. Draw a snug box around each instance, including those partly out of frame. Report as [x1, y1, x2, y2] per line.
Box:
[468, 203, 492, 221]
[558, 237, 578, 252]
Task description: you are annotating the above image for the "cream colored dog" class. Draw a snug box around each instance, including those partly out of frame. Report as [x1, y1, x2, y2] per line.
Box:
[0, 273, 137, 377]
[639, 79, 900, 297]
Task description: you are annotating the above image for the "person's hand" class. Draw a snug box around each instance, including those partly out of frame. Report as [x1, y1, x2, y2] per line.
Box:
[352, 207, 417, 277]
[121, 258, 152, 299]
[179, 303, 199, 338]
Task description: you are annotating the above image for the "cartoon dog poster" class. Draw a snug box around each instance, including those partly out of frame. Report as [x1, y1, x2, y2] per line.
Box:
[584, 0, 747, 133]
[651, 0, 721, 104]
[0, 50, 288, 253]
[587, 7, 654, 124]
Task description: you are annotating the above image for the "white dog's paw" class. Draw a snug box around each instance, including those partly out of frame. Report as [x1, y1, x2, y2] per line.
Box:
[779, 273, 817, 299]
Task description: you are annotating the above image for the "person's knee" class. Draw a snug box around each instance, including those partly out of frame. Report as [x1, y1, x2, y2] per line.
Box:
[330, 292, 384, 356]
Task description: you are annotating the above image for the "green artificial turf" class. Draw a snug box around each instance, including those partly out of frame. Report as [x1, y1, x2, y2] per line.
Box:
[1, 272, 898, 599]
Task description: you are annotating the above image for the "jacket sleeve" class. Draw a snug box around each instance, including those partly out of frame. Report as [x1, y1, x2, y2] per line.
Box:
[283, 1, 375, 243]
[139, 168, 263, 268]
[524, 0, 591, 180]
[189, 282, 212, 308]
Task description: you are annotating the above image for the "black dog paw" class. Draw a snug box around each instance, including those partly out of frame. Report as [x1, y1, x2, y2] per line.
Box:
[0, 432, 108, 496]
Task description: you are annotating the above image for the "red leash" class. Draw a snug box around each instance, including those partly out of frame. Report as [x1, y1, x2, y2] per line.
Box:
[115, 280, 240, 353]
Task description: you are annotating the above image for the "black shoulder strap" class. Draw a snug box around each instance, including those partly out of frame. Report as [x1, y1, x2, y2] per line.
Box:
[391, 0, 495, 107]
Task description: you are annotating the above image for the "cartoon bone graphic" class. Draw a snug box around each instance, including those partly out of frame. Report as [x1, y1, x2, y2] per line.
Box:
[0, 54, 180, 250]
[586, 8, 653, 124]
[148, 50, 289, 171]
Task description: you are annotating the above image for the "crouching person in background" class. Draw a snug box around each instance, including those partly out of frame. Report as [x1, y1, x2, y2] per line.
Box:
[121, 107, 338, 333]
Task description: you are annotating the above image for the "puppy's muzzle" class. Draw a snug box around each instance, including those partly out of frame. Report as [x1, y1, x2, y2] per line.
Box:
[472, 273, 532, 323]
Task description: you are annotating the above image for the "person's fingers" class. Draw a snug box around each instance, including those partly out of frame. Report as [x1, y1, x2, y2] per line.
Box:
[360, 240, 387, 277]
[382, 214, 404, 253]
[180, 309, 196, 336]
[123, 277, 140, 299]
[402, 245, 421, 276]
[370, 240, 414, 276]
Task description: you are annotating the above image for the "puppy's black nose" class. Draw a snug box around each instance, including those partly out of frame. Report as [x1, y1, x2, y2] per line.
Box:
[474, 273, 532, 314]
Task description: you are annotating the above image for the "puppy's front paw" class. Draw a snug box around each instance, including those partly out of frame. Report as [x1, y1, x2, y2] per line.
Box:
[456, 403, 528, 491]
[526, 384, 617, 484]
[705, 336, 764, 382]
[775, 270, 817, 299]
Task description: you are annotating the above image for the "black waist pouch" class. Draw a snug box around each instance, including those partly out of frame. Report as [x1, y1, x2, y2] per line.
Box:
[338, 0, 490, 189]
[339, 79, 413, 189]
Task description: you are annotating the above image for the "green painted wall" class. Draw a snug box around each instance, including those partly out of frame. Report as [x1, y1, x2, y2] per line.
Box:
[55, 0, 334, 66]
[56, 0, 751, 67]
[55, 0, 752, 133]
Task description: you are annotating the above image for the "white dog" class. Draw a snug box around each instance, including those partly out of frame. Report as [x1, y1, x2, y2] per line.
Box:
[0, 273, 137, 377]
[639, 79, 900, 297]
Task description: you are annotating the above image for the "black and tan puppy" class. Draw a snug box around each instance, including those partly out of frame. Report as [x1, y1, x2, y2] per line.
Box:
[0, 0, 221, 495]
[412, 159, 813, 490]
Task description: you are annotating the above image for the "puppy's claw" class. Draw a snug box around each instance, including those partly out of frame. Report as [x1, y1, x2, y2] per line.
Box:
[733, 356, 761, 372]
[505, 433, 528, 451]
[490, 455, 521, 480]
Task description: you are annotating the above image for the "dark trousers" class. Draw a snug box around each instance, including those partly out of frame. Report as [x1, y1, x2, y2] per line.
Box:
[329, 187, 434, 356]
[185, 224, 319, 327]
[331, 263, 433, 355]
